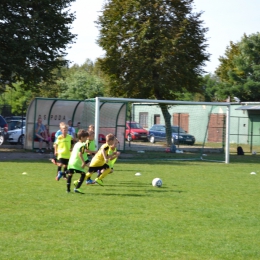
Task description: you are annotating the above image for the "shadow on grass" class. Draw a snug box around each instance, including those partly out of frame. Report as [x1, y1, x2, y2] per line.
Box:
[86, 189, 184, 196]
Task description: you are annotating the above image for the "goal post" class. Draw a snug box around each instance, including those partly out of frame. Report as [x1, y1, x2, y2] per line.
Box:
[89, 97, 230, 164]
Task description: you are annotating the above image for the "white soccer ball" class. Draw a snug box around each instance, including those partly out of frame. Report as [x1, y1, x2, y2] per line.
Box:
[152, 178, 163, 187]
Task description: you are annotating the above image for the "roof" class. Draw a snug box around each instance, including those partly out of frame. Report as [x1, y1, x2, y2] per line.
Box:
[235, 105, 260, 110]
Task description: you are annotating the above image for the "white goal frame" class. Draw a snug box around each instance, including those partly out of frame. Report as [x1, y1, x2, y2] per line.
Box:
[94, 97, 231, 164]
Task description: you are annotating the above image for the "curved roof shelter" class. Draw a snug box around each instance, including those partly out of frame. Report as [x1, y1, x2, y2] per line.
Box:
[25, 97, 127, 150]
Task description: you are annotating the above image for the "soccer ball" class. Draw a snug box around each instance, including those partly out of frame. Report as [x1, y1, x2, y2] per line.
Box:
[152, 178, 163, 187]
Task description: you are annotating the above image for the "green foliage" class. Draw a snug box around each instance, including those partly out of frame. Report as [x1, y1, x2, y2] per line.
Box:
[216, 33, 260, 101]
[0, 158, 260, 259]
[1, 83, 31, 114]
[57, 59, 107, 99]
[96, 0, 209, 100]
[58, 70, 105, 99]
[0, 0, 76, 89]
[200, 73, 227, 101]
[97, 0, 209, 146]
[0, 60, 108, 110]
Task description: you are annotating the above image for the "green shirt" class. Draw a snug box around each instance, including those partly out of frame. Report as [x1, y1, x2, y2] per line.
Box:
[55, 134, 72, 159]
[68, 141, 88, 171]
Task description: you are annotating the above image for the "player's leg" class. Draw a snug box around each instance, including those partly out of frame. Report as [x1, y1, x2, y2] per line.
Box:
[95, 165, 110, 186]
[74, 171, 85, 194]
[66, 170, 74, 193]
[63, 164, 68, 179]
[56, 163, 63, 181]
[85, 166, 96, 185]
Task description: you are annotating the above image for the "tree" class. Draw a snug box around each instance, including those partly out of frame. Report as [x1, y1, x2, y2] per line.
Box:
[0, 0, 76, 90]
[216, 33, 260, 101]
[2, 83, 32, 115]
[56, 60, 107, 99]
[200, 74, 225, 102]
[96, 0, 209, 145]
[58, 70, 105, 100]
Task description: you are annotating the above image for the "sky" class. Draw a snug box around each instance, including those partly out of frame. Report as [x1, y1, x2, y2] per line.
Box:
[66, 0, 260, 74]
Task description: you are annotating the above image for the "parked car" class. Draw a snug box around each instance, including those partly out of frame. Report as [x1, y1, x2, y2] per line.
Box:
[0, 128, 4, 145]
[7, 124, 26, 145]
[148, 124, 195, 145]
[0, 115, 8, 145]
[125, 121, 148, 141]
[5, 116, 25, 122]
[7, 119, 26, 131]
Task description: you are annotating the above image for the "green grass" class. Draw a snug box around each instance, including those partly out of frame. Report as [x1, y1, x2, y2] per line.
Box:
[1, 156, 260, 259]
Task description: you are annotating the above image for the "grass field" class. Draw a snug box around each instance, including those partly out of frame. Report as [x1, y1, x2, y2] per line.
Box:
[0, 154, 260, 259]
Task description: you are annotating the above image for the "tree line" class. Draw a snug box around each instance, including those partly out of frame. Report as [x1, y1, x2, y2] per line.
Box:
[1, 0, 260, 145]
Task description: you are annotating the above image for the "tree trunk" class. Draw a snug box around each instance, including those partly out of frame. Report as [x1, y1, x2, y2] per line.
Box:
[159, 104, 172, 146]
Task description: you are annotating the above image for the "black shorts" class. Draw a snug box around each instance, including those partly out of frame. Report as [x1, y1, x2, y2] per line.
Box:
[68, 169, 85, 174]
[89, 163, 109, 173]
[58, 158, 69, 165]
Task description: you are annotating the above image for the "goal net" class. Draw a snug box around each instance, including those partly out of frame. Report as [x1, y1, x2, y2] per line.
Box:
[82, 97, 230, 163]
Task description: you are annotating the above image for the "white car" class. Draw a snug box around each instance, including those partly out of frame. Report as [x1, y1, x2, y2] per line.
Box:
[7, 126, 26, 144]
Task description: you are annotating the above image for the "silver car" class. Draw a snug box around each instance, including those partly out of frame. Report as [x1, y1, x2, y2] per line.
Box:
[7, 125, 26, 145]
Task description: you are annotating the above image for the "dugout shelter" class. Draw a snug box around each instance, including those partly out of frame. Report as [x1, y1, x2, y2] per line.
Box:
[25, 97, 127, 151]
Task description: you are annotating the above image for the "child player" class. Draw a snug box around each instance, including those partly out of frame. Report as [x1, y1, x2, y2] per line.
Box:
[73, 131, 97, 185]
[54, 124, 73, 181]
[85, 133, 116, 186]
[85, 130, 97, 184]
[67, 129, 90, 194]
[97, 138, 120, 178]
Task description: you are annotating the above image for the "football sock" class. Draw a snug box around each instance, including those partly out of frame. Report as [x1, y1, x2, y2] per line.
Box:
[77, 174, 85, 188]
[67, 175, 72, 191]
[85, 172, 93, 180]
[99, 168, 111, 180]
[63, 167, 68, 177]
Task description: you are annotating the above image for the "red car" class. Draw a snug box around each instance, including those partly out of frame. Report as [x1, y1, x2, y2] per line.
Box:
[125, 121, 148, 141]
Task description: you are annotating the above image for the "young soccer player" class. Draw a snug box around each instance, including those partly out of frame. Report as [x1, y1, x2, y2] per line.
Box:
[67, 129, 89, 193]
[54, 124, 73, 181]
[85, 133, 116, 186]
[51, 122, 65, 164]
[97, 138, 120, 177]
[88, 124, 95, 132]
[85, 130, 97, 184]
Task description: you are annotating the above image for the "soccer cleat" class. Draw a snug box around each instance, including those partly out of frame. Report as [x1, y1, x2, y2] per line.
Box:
[86, 179, 96, 185]
[74, 188, 84, 194]
[56, 171, 63, 181]
[73, 180, 78, 188]
[95, 178, 104, 186]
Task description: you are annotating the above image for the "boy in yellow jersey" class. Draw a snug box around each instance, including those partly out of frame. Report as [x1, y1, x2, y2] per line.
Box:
[54, 124, 73, 181]
[97, 138, 120, 177]
[67, 130, 89, 194]
[85, 133, 116, 186]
